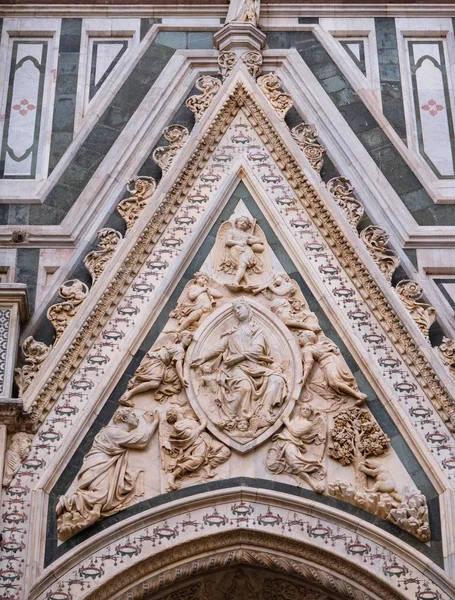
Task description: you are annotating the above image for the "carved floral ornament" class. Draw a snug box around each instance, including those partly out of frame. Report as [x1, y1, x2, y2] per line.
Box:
[20, 81, 454, 441]
[153, 124, 189, 174]
[55, 217, 430, 543]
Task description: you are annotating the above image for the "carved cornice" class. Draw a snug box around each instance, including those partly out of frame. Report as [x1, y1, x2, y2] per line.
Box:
[84, 530, 403, 600]
[22, 82, 455, 436]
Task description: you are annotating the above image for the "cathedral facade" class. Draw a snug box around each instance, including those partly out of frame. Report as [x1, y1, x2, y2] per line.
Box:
[0, 1, 455, 599]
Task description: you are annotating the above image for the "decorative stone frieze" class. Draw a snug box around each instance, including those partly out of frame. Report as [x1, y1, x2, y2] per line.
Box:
[153, 124, 189, 174]
[359, 226, 400, 283]
[14, 336, 51, 397]
[291, 123, 326, 176]
[326, 176, 364, 230]
[257, 73, 293, 121]
[117, 176, 157, 231]
[395, 280, 437, 339]
[84, 228, 123, 284]
[47, 279, 89, 344]
[186, 75, 222, 123]
[438, 337, 455, 380]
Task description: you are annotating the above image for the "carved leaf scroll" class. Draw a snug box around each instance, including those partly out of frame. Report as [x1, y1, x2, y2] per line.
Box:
[218, 51, 238, 81]
[117, 176, 156, 231]
[153, 125, 189, 174]
[438, 337, 455, 380]
[47, 279, 89, 344]
[395, 280, 436, 339]
[257, 73, 293, 121]
[186, 76, 222, 123]
[84, 228, 123, 284]
[326, 176, 364, 230]
[359, 226, 400, 283]
[291, 123, 326, 176]
[14, 336, 51, 397]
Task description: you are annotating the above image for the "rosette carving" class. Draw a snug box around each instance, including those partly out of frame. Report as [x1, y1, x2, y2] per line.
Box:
[257, 73, 293, 121]
[395, 280, 436, 339]
[438, 337, 455, 379]
[326, 176, 364, 229]
[218, 51, 237, 81]
[84, 228, 123, 284]
[291, 123, 326, 175]
[14, 336, 51, 396]
[359, 226, 400, 283]
[153, 124, 189, 174]
[186, 75, 222, 122]
[117, 176, 156, 231]
[47, 280, 89, 344]
[242, 50, 262, 78]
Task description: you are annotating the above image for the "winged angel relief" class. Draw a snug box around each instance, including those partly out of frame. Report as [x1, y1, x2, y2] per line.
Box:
[56, 215, 430, 541]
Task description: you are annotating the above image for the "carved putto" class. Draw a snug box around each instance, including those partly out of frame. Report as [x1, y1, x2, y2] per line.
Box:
[326, 176, 364, 229]
[168, 272, 223, 332]
[257, 73, 293, 121]
[84, 228, 123, 284]
[57, 408, 158, 541]
[153, 124, 189, 174]
[186, 75, 222, 122]
[395, 280, 436, 339]
[117, 176, 156, 231]
[360, 226, 400, 283]
[291, 123, 326, 176]
[214, 216, 268, 292]
[47, 279, 89, 344]
[14, 336, 50, 396]
[3, 432, 33, 488]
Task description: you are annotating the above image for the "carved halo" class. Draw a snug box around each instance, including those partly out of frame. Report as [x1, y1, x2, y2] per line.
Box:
[185, 297, 302, 453]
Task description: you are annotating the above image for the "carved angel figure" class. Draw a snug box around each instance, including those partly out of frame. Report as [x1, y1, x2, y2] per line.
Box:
[3, 432, 33, 487]
[267, 406, 326, 493]
[191, 299, 287, 434]
[119, 331, 193, 407]
[218, 217, 265, 291]
[299, 332, 367, 406]
[359, 459, 402, 502]
[226, 0, 260, 25]
[56, 408, 158, 541]
[169, 272, 223, 332]
[255, 273, 321, 332]
[161, 407, 230, 490]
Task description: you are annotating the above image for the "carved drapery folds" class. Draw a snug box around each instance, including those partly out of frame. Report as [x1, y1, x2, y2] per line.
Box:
[326, 176, 364, 229]
[84, 228, 123, 284]
[153, 124, 189, 174]
[359, 226, 400, 283]
[14, 336, 51, 396]
[186, 75, 222, 123]
[117, 176, 157, 231]
[395, 280, 436, 339]
[257, 73, 293, 121]
[47, 280, 89, 344]
[291, 123, 326, 176]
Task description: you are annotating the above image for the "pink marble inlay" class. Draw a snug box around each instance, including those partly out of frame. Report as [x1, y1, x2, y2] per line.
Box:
[421, 98, 444, 116]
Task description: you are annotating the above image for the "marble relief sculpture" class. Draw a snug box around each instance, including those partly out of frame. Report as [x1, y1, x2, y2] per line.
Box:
[226, 0, 260, 25]
[267, 406, 327, 493]
[3, 432, 33, 487]
[119, 331, 193, 407]
[56, 408, 159, 541]
[168, 272, 223, 332]
[161, 407, 230, 490]
[190, 299, 288, 439]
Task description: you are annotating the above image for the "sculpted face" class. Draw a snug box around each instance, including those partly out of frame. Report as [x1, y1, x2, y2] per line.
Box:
[180, 331, 193, 347]
[299, 406, 313, 419]
[233, 302, 249, 321]
[236, 217, 251, 231]
[166, 409, 178, 424]
[126, 411, 139, 428]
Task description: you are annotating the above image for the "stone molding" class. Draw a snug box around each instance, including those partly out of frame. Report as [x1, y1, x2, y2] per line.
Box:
[19, 76, 455, 442]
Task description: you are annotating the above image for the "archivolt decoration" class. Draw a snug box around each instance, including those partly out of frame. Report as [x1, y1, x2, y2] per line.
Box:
[21, 81, 455, 440]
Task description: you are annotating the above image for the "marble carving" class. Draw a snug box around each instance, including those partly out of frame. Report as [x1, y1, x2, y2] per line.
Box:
[56, 215, 431, 541]
[3, 432, 33, 487]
